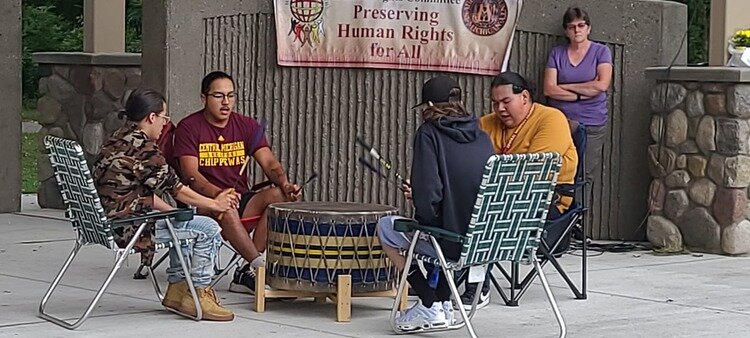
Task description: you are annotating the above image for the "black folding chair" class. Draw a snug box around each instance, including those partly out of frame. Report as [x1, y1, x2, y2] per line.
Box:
[492, 124, 589, 306]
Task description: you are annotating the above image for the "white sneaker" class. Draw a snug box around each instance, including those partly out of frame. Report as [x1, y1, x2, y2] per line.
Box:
[396, 300, 448, 331]
[442, 301, 455, 325]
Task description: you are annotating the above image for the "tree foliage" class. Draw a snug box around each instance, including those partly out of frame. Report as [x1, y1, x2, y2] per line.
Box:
[22, 4, 83, 105]
[672, 0, 710, 65]
[21, 0, 142, 104]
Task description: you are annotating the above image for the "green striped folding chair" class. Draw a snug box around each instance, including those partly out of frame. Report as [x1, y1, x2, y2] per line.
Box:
[389, 152, 566, 338]
[38, 136, 201, 330]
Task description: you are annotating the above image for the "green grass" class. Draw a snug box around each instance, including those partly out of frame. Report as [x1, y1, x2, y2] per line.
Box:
[22, 132, 38, 193]
[22, 106, 38, 122]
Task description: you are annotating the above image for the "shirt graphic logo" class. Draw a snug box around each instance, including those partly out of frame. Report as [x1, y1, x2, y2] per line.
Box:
[198, 141, 246, 166]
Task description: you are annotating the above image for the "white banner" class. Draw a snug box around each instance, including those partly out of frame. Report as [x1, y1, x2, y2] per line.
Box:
[275, 0, 521, 75]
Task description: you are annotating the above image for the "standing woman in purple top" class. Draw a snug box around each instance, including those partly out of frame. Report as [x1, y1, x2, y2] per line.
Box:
[543, 6, 612, 205]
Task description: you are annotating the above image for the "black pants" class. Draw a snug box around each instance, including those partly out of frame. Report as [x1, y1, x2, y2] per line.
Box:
[408, 264, 451, 308]
[462, 202, 564, 293]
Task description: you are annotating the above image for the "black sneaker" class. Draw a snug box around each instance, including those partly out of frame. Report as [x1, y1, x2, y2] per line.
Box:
[228, 264, 256, 295]
[459, 280, 490, 310]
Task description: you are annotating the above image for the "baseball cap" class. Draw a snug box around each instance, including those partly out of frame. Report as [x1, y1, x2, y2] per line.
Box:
[412, 76, 460, 109]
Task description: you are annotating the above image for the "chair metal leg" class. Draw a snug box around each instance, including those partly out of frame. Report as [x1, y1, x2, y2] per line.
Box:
[209, 253, 241, 288]
[532, 253, 567, 338]
[430, 237, 476, 338]
[162, 219, 202, 321]
[496, 214, 589, 306]
[38, 241, 84, 329]
[148, 266, 165, 302]
[581, 212, 588, 300]
[38, 223, 149, 330]
[489, 270, 509, 305]
[543, 250, 584, 299]
[389, 231, 420, 334]
[134, 251, 169, 280]
[209, 237, 243, 288]
[508, 262, 520, 306]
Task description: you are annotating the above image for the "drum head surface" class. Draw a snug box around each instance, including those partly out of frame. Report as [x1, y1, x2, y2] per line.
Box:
[270, 202, 396, 214]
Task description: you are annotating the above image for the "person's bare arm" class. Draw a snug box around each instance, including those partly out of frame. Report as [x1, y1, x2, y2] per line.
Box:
[253, 147, 300, 200]
[174, 184, 238, 212]
[153, 195, 175, 212]
[558, 63, 613, 97]
[178, 155, 224, 198]
[543, 68, 590, 102]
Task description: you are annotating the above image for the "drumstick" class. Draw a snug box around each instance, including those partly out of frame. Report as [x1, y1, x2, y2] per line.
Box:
[293, 172, 319, 194]
[359, 157, 408, 192]
[355, 136, 410, 187]
[217, 156, 251, 221]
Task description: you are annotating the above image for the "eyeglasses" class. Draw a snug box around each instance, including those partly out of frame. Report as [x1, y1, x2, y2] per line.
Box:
[206, 92, 237, 100]
[157, 114, 171, 121]
[566, 22, 588, 31]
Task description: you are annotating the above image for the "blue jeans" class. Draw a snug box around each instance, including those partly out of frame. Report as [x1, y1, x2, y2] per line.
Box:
[155, 215, 221, 288]
[377, 215, 438, 258]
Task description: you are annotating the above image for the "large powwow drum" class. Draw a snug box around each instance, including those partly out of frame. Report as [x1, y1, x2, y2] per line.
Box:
[267, 202, 397, 293]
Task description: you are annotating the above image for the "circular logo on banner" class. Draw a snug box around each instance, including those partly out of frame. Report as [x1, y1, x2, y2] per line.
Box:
[462, 0, 509, 36]
[289, 0, 324, 23]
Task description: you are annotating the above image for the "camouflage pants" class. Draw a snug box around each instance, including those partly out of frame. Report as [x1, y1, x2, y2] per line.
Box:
[155, 215, 222, 288]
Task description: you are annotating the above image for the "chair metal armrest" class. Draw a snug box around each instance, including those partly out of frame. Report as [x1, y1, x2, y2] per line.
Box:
[555, 183, 583, 197]
[393, 219, 467, 243]
[110, 208, 194, 226]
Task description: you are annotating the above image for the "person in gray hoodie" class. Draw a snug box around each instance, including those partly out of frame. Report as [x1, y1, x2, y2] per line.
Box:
[377, 76, 494, 331]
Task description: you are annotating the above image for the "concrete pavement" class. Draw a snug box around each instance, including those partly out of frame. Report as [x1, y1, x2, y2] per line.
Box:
[1, 194, 749, 337]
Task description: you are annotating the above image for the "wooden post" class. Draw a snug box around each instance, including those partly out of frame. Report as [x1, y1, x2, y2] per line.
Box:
[336, 275, 352, 322]
[399, 285, 409, 311]
[254, 266, 266, 313]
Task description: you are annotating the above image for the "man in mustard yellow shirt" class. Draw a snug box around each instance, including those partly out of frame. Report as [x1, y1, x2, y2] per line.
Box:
[460, 71, 578, 307]
[479, 71, 578, 212]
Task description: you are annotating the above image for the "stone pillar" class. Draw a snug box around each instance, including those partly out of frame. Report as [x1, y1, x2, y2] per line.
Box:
[84, 0, 126, 53]
[32, 52, 141, 208]
[645, 66, 750, 255]
[709, 0, 750, 66]
[0, 0, 22, 212]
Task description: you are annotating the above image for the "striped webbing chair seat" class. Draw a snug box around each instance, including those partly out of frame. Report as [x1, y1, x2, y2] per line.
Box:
[390, 152, 566, 338]
[460, 152, 561, 266]
[410, 152, 561, 268]
[39, 136, 203, 330]
[43, 136, 194, 250]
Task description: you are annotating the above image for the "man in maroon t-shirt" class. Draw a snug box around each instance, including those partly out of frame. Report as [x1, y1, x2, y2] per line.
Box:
[173, 71, 301, 294]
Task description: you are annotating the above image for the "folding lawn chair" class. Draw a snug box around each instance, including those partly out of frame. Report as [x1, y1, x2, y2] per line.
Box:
[389, 152, 566, 338]
[493, 124, 589, 306]
[38, 136, 204, 329]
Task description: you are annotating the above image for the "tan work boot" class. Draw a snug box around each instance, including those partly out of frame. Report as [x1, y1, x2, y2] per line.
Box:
[162, 281, 188, 311]
[179, 287, 234, 321]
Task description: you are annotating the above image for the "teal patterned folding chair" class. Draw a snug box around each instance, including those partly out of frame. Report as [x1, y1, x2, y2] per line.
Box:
[38, 136, 202, 330]
[389, 153, 566, 338]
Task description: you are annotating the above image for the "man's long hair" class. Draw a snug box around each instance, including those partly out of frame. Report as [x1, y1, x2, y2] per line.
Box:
[421, 88, 469, 122]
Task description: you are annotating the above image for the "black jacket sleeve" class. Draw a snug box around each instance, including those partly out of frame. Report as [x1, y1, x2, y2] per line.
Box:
[411, 127, 443, 227]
